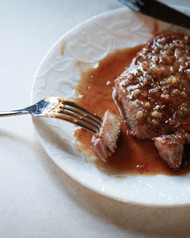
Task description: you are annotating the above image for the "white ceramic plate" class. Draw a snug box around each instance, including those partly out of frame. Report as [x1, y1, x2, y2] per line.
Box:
[31, 6, 190, 206]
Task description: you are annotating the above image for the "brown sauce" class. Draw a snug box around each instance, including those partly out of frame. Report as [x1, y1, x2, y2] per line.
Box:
[74, 46, 190, 176]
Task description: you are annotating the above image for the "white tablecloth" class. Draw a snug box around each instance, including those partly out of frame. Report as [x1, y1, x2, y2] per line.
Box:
[1, 0, 190, 237]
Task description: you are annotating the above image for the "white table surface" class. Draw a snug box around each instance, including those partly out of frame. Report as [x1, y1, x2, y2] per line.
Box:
[1, 0, 190, 237]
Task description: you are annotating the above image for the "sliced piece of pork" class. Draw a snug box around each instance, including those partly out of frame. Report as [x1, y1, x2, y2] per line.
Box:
[92, 110, 122, 162]
[153, 134, 186, 170]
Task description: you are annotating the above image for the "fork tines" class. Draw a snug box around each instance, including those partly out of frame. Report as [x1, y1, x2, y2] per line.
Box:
[58, 99, 102, 134]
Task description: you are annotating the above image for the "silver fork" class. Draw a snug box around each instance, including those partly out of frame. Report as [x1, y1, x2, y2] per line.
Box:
[0, 96, 102, 134]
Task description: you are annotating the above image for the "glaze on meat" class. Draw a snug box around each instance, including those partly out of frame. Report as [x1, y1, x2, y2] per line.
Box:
[115, 32, 190, 170]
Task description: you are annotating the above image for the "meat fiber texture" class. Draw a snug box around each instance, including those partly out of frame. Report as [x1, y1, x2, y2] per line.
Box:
[92, 110, 122, 162]
[115, 32, 190, 170]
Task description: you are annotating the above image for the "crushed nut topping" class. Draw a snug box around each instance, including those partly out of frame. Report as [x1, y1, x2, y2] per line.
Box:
[151, 111, 162, 118]
[136, 111, 144, 119]
[117, 32, 190, 135]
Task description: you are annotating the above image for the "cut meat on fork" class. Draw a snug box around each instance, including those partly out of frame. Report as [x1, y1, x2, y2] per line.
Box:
[92, 110, 123, 162]
[115, 32, 190, 170]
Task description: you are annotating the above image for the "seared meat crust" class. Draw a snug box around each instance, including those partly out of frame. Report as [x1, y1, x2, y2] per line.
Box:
[115, 32, 190, 169]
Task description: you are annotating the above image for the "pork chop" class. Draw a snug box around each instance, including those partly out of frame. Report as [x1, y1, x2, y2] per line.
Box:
[92, 110, 122, 162]
[115, 32, 190, 170]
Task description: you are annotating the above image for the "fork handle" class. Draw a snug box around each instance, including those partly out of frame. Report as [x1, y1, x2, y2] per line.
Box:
[0, 110, 29, 117]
